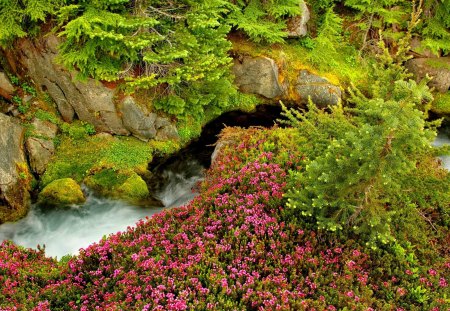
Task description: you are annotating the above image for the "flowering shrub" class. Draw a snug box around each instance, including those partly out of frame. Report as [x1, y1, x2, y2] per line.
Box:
[0, 127, 448, 310]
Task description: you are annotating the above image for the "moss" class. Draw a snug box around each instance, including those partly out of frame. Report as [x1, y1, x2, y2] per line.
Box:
[117, 173, 150, 201]
[42, 133, 168, 202]
[42, 135, 153, 187]
[432, 92, 450, 116]
[83, 169, 130, 195]
[38, 178, 85, 206]
[425, 59, 450, 71]
[229, 36, 369, 91]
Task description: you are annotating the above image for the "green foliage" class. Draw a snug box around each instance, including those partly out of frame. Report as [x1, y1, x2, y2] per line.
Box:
[283, 89, 440, 246]
[344, 0, 411, 42]
[55, 0, 239, 122]
[0, 0, 60, 46]
[21, 82, 37, 96]
[35, 109, 60, 125]
[60, 121, 96, 140]
[420, 0, 450, 55]
[226, 0, 302, 43]
[307, 7, 344, 67]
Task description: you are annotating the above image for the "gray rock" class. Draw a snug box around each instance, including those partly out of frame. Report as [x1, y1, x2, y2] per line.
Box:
[295, 70, 341, 107]
[31, 118, 58, 139]
[25, 119, 57, 175]
[155, 117, 179, 141]
[405, 57, 450, 93]
[410, 37, 437, 58]
[16, 36, 129, 135]
[287, 1, 310, 38]
[120, 96, 157, 141]
[233, 56, 284, 99]
[0, 72, 15, 95]
[0, 113, 30, 223]
[26, 137, 54, 175]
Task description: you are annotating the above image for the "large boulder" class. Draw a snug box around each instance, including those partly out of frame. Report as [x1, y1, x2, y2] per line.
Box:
[405, 57, 450, 93]
[233, 56, 284, 99]
[120, 97, 179, 141]
[286, 1, 310, 38]
[38, 178, 85, 206]
[120, 96, 158, 141]
[16, 36, 129, 135]
[0, 113, 31, 223]
[232, 56, 341, 107]
[26, 119, 58, 175]
[294, 70, 341, 107]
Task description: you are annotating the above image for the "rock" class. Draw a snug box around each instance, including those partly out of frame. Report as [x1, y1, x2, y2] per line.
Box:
[233, 56, 284, 99]
[410, 37, 437, 58]
[405, 57, 450, 93]
[0, 72, 15, 96]
[38, 178, 85, 206]
[26, 138, 55, 175]
[31, 118, 58, 139]
[120, 96, 157, 141]
[287, 1, 310, 38]
[16, 36, 129, 135]
[93, 132, 114, 140]
[117, 173, 149, 201]
[0, 113, 31, 223]
[294, 70, 341, 107]
[155, 117, 179, 141]
[25, 119, 58, 175]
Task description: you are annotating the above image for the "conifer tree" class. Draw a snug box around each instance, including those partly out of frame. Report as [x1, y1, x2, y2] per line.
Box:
[0, 0, 60, 46]
[226, 0, 302, 43]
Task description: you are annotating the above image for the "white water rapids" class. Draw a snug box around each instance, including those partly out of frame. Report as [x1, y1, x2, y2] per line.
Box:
[0, 159, 204, 259]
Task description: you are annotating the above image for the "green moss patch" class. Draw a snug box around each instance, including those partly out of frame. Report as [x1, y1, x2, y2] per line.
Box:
[41, 133, 181, 202]
[38, 178, 85, 206]
[432, 92, 450, 116]
[117, 173, 150, 201]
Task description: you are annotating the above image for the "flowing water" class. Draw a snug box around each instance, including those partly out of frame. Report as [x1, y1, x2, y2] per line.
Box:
[0, 159, 205, 259]
[0, 128, 448, 260]
[433, 132, 450, 170]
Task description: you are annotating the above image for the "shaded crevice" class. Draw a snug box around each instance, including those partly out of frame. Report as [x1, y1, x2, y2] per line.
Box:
[147, 104, 285, 192]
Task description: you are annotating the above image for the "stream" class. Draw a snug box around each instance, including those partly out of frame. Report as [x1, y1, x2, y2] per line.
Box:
[0, 158, 205, 259]
[0, 117, 448, 259]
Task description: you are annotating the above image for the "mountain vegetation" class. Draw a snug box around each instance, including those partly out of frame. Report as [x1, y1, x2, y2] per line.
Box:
[0, 0, 449, 309]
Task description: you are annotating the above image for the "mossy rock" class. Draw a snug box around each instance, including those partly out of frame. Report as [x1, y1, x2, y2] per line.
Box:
[432, 92, 450, 117]
[84, 169, 152, 203]
[117, 173, 150, 201]
[38, 178, 85, 206]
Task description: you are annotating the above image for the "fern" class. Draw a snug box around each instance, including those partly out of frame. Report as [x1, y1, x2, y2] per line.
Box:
[226, 0, 302, 43]
[420, 0, 450, 55]
[0, 0, 59, 46]
[307, 7, 343, 68]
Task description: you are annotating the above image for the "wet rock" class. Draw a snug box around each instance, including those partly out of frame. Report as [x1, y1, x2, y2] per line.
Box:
[0, 113, 31, 223]
[405, 57, 450, 93]
[117, 173, 150, 202]
[287, 1, 310, 38]
[295, 70, 341, 107]
[38, 178, 85, 206]
[119, 96, 157, 141]
[233, 56, 284, 99]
